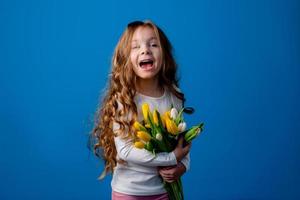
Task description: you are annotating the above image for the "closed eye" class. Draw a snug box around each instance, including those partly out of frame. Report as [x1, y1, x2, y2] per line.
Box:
[131, 45, 140, 49]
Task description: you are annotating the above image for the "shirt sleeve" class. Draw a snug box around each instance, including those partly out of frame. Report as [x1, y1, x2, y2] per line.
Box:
[114, 136, 178, 167]
[180, 153, 190, 171]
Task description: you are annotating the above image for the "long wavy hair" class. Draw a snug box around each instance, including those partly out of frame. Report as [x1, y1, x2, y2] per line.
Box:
[92, 20, 185, 179]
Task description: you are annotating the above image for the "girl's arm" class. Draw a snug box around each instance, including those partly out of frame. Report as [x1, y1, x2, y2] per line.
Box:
[114, 134, 190, 167]
[158, 153, 190, 183]
[114, 136, 178, 166]
[158, 162, 187, 183]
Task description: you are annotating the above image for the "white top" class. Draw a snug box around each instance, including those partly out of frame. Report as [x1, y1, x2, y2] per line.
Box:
[111, 89, 190, 196]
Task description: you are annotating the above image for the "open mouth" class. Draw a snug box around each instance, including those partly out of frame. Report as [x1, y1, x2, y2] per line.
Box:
[139, 59, 154, 69]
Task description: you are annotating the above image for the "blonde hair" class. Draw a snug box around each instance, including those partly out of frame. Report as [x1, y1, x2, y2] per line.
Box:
[92, 20, 185, 178]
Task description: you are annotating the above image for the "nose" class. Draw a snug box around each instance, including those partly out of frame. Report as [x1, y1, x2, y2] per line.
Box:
[140, 44, 151, 55]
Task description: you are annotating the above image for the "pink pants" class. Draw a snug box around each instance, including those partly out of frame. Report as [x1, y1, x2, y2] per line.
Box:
[112, 191, 169, 200]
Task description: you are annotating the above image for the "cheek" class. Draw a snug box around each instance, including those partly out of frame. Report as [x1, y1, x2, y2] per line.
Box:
[156, 54, 163, 68]
[130, 54, 139, 73]
[130, 52, 137, 65]
[155, 50, 162, 66]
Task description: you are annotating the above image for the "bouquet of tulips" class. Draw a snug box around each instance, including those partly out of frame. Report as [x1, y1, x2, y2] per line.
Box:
[133, 103, 204, 200]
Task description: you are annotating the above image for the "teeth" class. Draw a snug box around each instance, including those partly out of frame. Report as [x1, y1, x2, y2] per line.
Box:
[141, 59, 152, 62]
[139, 59, 154, 67]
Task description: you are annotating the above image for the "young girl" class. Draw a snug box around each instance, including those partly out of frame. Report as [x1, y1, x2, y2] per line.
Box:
[92, 20, 191, 200]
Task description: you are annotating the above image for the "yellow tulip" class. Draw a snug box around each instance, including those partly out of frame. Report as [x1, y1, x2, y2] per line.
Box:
[153, 110, 159, 126]
[165, 110, 171, 118]
[161, 111, 170, 128]
[165, 117, 179, 135]
[137, 131, 151, 142]
[134, 141, 145, 149]
[142, 103, 150, 121]
[133, 121, 146, 131]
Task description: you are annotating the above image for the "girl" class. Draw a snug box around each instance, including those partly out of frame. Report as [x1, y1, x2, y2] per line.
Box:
[92, 20, 191, 200]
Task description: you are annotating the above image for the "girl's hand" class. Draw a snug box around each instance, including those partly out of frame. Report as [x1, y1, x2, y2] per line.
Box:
[158, 162, 186, 183]
[173, 137, 191, 161]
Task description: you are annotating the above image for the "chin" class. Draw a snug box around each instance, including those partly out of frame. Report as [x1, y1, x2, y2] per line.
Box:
[136, 73, 159, 80]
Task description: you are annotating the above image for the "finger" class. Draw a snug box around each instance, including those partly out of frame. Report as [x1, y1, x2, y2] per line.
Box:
[159, 169, 171, 176]
[159, 170, 169, 176]
[159, 171, 174, 178]
[163, 166, 174, 170]
[165, 179, 176, 183]
[160, 165, 176, 170]
[163, 175, 174, 179]
[162, 168, 176, 175]
[184, 142, 192, 151]
[162, 176, 174, 181]
[159, 168, 172, 174]
[178, 137, 183, 147]
[159, 171, 168, 176]
[160, 174, 174, 180]
[160, 171, 174, 178]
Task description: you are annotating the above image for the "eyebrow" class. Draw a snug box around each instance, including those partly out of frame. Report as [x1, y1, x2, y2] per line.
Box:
[131, 37, 158, 42]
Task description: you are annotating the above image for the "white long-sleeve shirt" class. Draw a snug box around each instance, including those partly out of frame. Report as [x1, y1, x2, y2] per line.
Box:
[111, 89, 190, 196]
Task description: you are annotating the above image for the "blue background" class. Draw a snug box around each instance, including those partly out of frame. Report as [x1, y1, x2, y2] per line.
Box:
[0, 0, 299, 199]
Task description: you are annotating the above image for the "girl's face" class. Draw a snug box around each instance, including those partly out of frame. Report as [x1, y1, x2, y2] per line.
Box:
[130, 26, 162, 82]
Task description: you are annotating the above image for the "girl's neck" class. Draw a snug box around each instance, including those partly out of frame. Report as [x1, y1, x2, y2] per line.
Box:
[136, 78, 164, 98]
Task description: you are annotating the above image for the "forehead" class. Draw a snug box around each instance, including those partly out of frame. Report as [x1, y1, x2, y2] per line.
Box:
[131, 26, 158, 42]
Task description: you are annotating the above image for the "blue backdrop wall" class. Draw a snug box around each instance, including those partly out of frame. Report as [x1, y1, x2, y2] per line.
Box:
[0, 0, 299, 199]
